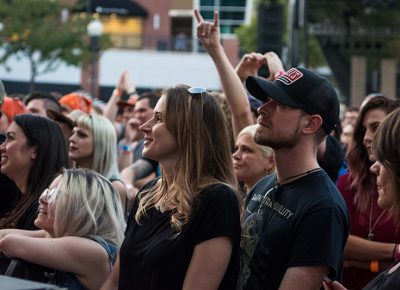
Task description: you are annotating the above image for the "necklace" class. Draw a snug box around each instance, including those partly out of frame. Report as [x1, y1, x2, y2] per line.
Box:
[367, 199, 387, 240]
[276, 168, 322, 187]
[256, 168, 322, 216]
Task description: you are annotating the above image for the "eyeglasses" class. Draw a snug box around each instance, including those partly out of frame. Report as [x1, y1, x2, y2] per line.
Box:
[188, 87, 207, 97]
[41, 187, 58, 203]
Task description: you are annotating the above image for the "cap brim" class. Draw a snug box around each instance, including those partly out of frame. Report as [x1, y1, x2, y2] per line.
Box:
[245, 76, 301, 108]
[47, 109, 74, 129]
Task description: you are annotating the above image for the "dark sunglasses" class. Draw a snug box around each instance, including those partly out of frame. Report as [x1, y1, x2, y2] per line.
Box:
[188, 87, 207, 97]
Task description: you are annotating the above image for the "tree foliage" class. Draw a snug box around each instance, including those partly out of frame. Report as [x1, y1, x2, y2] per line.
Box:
[234, 15, 257, 53]
[0, 0, 109, 91]
[234, 0, 330, 68]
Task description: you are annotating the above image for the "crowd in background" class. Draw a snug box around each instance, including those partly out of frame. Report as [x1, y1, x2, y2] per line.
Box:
[0, 9, 399, 290]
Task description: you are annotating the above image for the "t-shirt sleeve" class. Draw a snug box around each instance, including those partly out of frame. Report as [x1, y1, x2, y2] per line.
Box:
[288, 204, 348, 277]
[189, 184, 241, 246]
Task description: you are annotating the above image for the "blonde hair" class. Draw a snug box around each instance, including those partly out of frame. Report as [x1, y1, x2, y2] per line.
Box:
[54, 168, 126, 246]
[135, 85, 239, 234]
[238, 125, 275, 160]
[210, 91, 234, 152]
[74, 114, 120, 180]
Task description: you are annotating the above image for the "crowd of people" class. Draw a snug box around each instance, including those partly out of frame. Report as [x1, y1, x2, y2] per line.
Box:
[0, 9, 400, 290]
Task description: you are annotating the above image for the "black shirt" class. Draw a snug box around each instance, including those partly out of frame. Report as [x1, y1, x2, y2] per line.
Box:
[242, 170, 350, 290]
[119, 180, 241, 290]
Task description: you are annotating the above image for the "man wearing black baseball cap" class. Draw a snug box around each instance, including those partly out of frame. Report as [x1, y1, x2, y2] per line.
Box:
[240, 68, 349, 290]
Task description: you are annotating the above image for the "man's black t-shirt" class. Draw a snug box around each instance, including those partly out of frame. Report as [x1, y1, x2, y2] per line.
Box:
[241, 170, 350, 290]
[119, 180, 241, 290]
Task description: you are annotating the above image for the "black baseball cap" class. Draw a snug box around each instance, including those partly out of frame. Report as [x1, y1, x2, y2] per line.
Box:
[246, 67, 339, 134]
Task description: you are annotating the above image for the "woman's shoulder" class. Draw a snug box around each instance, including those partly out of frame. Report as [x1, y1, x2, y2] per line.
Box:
[197, 182, 239, 206]
[136, 178, 160, 197]
[337, 172, 352, 190]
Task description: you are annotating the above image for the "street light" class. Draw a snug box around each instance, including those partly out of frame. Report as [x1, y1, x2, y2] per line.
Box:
[87, 18, 103, 98]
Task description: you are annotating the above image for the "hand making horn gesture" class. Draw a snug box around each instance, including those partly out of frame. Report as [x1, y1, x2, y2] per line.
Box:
[194, 9, 221, 53]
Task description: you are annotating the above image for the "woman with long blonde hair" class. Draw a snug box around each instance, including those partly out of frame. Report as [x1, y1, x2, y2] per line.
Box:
[0, 168, 126, 290]
[69, 114, 127, 212]
[101, 85, 241, 290]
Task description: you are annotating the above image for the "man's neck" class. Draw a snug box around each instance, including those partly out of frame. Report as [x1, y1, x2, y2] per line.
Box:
[274, 145, 320, 182]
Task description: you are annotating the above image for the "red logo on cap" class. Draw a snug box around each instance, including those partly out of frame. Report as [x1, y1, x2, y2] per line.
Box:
[276, 68, 303, 85]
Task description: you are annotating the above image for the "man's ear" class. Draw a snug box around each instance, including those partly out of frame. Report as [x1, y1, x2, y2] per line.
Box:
[303, 115, 323, 134]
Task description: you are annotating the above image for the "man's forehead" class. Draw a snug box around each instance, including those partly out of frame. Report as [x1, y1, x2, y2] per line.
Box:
[135, 98, 151, 109]
[27, 98, 45, 107]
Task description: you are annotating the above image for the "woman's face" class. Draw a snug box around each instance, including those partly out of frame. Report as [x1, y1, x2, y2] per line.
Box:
[370, 161, 396, 210]
[68, 126, 94, 163]
[363, 109, 387, 162]
[35, 176, 60, 235]
[139, 95, 178, 167]
[233, 133, 271, 187]
[0, 122, 36, 183]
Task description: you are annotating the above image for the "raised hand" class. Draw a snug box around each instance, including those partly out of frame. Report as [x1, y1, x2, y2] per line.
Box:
[235, 52, 267, 83]
[264, 52, 285, 80]
[126, 117, 142, 142]
[117, 70, 136, 94]
[194, 9, 221, 53]
[117, 70, 127, 92]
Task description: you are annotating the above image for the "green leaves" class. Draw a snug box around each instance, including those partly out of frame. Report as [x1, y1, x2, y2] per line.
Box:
[0, 0, 110, 91]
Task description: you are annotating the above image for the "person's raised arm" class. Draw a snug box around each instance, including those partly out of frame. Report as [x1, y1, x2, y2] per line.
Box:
[104, 71, 127, 122]
[118, 118, 141, 170]
[235, 51, 285, 83]
[194, 9, 253, 137]
[104, 71, 137, 134]
[235, 52, 266, 83]
[264, 51, 285, 81]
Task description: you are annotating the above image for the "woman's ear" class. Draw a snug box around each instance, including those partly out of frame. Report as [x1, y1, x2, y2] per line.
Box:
[264, 154, 275, 174]
[30, 147, 37, 160]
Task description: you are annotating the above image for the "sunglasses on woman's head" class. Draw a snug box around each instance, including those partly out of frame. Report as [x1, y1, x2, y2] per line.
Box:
[188, 87, 207, 97]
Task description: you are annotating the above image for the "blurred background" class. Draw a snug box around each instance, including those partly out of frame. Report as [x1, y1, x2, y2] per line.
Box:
[0, 0, 399, 105]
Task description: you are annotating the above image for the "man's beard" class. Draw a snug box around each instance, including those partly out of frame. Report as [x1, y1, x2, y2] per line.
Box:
[254, 123, 301, 150]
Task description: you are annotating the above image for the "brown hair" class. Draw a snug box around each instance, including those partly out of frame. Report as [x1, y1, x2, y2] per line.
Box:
[373, 108, 400, 222]
[348, 96, 400, 211]
[135, 85, 239, 234]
